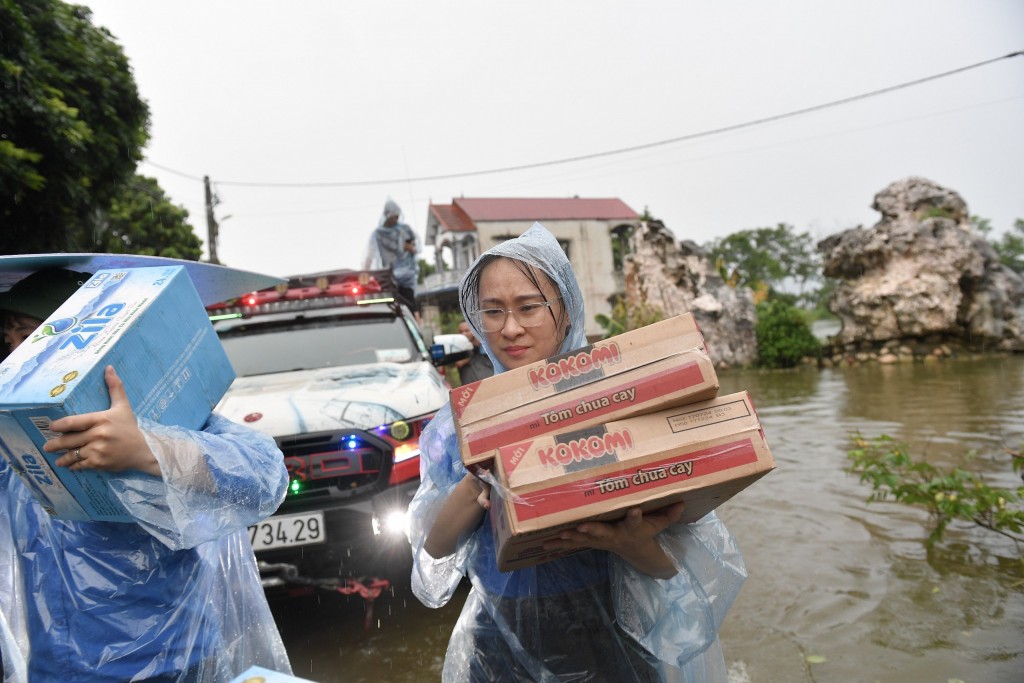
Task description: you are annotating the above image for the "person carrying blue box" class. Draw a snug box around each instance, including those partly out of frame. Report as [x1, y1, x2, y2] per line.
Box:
[0, 267, 293, 683]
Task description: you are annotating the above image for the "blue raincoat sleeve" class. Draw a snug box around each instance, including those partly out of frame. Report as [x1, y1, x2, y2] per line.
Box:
[0, 412, 291, 683]
[407, 223, 748, 682]
[112, 412, 288, 549]
[409, 403, 476, 608]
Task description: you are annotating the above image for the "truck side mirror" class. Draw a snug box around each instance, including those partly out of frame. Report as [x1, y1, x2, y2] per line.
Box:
[430, 334, 474, 367]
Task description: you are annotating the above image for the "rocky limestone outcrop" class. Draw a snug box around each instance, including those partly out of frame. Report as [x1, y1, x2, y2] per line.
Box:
[625, 220, 757, 367]
[818, 177, 1024, 356]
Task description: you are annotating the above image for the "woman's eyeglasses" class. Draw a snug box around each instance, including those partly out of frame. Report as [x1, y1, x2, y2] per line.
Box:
[469, 300, 558, 332]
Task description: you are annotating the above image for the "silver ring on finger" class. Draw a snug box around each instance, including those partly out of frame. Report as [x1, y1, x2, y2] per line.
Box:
[74, 448, 83, 463]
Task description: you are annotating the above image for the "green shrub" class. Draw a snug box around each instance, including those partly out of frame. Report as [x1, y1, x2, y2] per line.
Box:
[755, 299, 820, 368]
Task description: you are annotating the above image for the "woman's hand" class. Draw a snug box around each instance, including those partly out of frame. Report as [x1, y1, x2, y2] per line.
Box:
[44, 365, 160, 477]
[543, 501, 686, 579]
[470, 467, 492, 510]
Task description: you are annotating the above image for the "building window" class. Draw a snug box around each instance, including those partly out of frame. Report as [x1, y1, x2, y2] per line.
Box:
[611, 224, 635, 272]
[458, 234, 478, 270]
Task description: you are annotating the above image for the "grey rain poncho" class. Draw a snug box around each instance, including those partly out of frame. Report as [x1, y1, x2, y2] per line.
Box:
[0, 414, 292, 682]
[363, 197, 420, 290]
[408, 223, 747, 682]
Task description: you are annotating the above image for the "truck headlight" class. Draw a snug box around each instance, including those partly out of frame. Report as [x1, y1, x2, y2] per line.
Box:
[371, 509, 409, 537]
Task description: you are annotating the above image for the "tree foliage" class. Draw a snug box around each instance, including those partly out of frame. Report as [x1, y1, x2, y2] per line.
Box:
[417, 258, 436, 285]
[994, 219, 1024, 275]
[755, 299, 819, 368]
[595, 295, 664, 339]
[0, 0, 149, 253]
[95, 175, 201, 260]
[704, 223, 820, 301]
[847, 433, 1024, 551]
[805, 276, 838, 320]
[972, 215, 1024, 275]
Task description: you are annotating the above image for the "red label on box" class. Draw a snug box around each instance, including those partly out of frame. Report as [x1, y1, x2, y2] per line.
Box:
[471, 360, 706, 457]
[510, 437, 758, 520]
[450, 382, 481, 419]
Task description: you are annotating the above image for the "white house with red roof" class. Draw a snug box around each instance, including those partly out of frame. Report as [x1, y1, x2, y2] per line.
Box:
[419, 197, 640, 339]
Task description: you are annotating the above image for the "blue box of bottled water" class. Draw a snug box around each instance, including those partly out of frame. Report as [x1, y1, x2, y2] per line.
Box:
[0, 266, 235, 521]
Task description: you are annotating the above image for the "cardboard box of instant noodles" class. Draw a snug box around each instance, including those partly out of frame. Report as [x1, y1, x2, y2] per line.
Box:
[489, 391, 776, 572]
[451, 314, 719, 471]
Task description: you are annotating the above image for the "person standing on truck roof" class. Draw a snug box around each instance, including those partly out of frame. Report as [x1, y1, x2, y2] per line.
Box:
[0, 268, 292, 683]
[407, 224, 747, 682]
[364, 197, 420, 313]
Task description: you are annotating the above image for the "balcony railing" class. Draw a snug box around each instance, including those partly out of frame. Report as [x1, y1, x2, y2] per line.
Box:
[421, 269, 465, 292]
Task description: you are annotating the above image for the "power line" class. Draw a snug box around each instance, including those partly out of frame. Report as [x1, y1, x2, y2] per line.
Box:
[148, 50, 1023, 189]
[141, 160, 205, 182]
[215, 93, 1023, 221]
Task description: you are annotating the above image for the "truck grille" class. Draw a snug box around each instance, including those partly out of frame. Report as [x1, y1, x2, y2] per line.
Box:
[274, 430, 391, 501]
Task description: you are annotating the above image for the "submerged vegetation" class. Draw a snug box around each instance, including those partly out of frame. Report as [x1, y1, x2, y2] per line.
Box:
[846, 433, 1024, 553]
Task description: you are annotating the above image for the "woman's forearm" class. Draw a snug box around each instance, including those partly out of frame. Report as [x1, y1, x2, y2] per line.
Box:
[424, 474, 487, 558]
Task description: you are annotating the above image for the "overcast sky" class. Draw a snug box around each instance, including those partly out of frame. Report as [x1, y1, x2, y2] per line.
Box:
[83, 0, 1024, 278]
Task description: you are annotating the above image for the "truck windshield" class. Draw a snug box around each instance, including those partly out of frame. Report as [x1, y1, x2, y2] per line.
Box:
[215, 315, 421, 376]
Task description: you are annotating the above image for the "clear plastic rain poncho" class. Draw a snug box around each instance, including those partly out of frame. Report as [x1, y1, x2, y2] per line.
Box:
[408, 223, 747, 682]
[363, 197, 420, 290]
[0, 413, 292, 682]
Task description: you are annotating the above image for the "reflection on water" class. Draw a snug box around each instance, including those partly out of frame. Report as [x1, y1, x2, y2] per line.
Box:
[274, 355, 1024, 682]
[272, 585, 463, 682]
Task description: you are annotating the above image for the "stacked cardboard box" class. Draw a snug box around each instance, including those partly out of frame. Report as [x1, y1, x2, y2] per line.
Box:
[453, 314, 719, 471]
[0, 266, 236, 522]
[450, 313, 776, 571]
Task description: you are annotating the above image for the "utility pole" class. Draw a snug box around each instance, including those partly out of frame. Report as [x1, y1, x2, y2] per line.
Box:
[204, 175, 220, 264]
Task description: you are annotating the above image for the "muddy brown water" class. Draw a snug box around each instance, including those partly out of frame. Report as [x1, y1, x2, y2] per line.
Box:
[272, 354, 1024, 683]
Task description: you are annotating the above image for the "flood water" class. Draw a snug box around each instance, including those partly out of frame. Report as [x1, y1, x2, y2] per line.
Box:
[272, 354, 1024, 683]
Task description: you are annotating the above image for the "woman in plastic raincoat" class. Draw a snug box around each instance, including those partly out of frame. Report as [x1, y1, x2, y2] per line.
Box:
[408, 224, 747, 682]
[0, 268, 292, 682]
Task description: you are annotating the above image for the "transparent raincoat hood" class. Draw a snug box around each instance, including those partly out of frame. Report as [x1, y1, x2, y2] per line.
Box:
[457, 223, 586, 374]
[408, 223, 747, 682]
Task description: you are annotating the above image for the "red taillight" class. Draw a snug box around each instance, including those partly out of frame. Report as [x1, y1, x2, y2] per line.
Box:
[245, 295, 257, 305]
